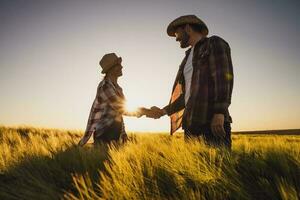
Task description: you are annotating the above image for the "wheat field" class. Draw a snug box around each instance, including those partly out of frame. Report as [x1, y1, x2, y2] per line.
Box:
[0, 126, 299, 200]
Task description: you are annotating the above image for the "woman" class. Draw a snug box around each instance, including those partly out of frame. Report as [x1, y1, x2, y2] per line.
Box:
[78, 53, 141, 146]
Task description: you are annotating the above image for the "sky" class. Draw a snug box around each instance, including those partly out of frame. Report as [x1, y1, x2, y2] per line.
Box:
[0, 0, 299, 132]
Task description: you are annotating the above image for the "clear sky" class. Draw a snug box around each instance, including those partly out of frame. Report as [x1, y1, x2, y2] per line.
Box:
[1, 0, 299, 132]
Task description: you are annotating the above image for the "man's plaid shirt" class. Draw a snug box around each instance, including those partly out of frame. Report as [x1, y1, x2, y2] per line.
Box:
[79, 79, 126, 146]
[164, 36, 234, 135]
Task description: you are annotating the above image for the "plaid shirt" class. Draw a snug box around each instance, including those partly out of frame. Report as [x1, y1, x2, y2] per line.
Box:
[79, 79, 126, 146]
[164, 35, 234, 135]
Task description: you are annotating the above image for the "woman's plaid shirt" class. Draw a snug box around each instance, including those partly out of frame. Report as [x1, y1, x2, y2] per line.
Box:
[164, 36, 234, 135]
[79, 79, 126, 146]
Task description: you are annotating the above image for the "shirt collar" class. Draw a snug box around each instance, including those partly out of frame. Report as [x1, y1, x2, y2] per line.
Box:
[185, 36, 207, 55]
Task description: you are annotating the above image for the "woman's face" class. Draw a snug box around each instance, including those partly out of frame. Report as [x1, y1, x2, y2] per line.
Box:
[112, 64, 123, 77]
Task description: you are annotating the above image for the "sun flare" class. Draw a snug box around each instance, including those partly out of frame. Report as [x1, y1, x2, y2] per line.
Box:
[125, 100, 140, 113]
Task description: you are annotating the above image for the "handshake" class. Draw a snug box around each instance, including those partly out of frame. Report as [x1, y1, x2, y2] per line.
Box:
[135, 106, 166, 119]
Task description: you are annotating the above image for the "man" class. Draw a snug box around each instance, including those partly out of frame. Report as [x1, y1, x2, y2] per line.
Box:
[150, 15, 234, 148]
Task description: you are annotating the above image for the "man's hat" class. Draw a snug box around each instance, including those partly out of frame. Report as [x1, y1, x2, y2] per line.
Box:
[99, 53, 122, 74]
[167, 15, 209, 37]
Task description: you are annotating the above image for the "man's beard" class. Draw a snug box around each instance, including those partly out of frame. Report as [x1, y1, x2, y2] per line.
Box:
[180, 31, 190, 48]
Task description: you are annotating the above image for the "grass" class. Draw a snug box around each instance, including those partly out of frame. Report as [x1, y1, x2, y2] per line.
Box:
[0, 126, 299, 200]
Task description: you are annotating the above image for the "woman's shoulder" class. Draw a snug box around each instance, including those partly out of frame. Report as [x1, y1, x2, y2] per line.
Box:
[98, 79, 111, 87]
[98, 79, 120, 92]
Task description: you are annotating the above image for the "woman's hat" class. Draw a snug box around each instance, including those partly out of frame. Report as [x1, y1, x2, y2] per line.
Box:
[99, 53, 122, 74]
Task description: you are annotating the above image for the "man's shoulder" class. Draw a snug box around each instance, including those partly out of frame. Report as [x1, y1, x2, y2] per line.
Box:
[208, 35, 230, 48]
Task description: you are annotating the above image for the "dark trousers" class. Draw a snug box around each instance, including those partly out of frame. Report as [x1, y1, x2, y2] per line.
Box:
[93, 121, 122, 145]
[184, 122, 232, 149]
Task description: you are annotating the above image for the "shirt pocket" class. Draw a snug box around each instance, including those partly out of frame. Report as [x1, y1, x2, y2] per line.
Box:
[199, 48, 210, 60]
[193, 49, 210, 68]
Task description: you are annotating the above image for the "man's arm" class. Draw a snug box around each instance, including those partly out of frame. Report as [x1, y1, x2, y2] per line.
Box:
[208, 36, 234, 136]
[146, 93, 185, 119]
[163, 93, 185, 116]
[209, 36, 234, 115]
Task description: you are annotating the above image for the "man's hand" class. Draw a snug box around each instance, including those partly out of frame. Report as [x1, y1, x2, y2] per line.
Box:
[150, 106, 166, 119]
[211, 114, 226, 137]
[78, 136, 88, 146]
[121, 133, 128, 143]
[136, 106, 166, 119]
[140, 106, 166, 119]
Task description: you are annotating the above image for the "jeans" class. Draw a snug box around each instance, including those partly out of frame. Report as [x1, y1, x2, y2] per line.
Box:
[184, 122, 232, 149]
[93, 121, 122, 145]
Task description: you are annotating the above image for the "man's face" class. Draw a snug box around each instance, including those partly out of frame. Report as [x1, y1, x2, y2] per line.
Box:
[175, 26, 190, 48]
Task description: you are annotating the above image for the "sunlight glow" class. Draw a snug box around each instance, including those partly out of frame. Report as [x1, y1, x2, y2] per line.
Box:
[125, 100, 141, 113]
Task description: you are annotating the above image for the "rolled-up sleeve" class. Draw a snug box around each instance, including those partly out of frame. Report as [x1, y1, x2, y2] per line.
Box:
[163, 93, 185, 116]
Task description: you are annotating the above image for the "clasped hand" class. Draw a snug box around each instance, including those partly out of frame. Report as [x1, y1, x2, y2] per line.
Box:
[135, 106, 166, 119]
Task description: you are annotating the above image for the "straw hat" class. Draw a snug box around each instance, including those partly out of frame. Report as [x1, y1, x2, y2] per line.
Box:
[167, 15, 209, 37]
[99, 53, 122, 74]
